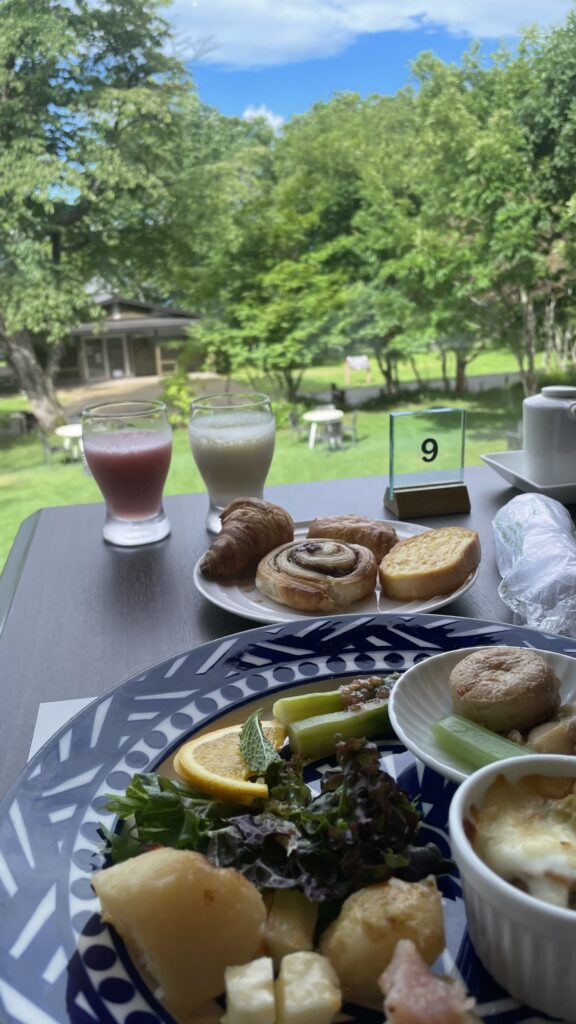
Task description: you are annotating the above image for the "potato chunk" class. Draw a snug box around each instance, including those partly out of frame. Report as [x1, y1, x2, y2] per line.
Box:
[92, 848, 266, 1019]
[265, 890, 318, 968]
[319, 876, 444, 1008]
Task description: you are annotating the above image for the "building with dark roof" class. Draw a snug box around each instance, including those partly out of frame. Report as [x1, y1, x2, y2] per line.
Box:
[59, 293, 198, 384]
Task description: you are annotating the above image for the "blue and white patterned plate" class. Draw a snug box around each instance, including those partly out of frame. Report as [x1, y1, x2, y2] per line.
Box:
[1, 612, 575, 1024]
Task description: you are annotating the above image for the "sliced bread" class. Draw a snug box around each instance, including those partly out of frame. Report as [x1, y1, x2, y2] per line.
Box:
[378, 527, 481, 600]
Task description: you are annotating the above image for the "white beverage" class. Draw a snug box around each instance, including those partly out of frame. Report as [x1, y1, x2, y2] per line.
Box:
[189, 410, 275, 508]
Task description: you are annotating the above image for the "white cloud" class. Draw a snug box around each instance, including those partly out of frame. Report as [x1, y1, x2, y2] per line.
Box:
[243, 104, 285, 134]
[168, 0, 574, 68]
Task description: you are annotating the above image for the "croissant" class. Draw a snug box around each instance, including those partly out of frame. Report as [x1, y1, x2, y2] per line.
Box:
[199, 498, 294, 581]
[256, 539, 377, 612]
[307, 515, 398, 561]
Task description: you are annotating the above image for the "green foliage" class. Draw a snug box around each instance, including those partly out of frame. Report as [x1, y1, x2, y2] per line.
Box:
[160, 370, 195, 428]
[6, 1, 576, 422]
[269, 399, 292, 431]
[0, 0, 188, 423]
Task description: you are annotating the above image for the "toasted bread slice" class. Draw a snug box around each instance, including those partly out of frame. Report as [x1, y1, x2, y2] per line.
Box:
[378, 527, 480, 600]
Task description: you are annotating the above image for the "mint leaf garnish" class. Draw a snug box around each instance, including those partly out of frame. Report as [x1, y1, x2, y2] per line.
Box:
[239, 708, 282, 775]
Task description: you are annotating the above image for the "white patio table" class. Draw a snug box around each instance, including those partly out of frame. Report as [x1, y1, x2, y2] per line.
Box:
[302, 407, 344, 448]
[55, 422, 83, 461]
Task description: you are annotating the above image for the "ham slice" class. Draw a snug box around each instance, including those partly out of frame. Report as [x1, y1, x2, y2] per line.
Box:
[379, 939, 478, 1024]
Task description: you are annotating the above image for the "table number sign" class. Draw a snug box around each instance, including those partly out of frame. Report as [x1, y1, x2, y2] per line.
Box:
[384, 407, 470, 517]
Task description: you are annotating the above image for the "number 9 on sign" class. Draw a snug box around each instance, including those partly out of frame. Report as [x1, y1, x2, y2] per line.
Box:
[388, 407, 466, 496]
[421, 437, 438, 463]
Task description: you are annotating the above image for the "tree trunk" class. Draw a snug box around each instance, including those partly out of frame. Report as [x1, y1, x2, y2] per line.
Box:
[440, 350, 450, 392]
[282, 369, 301, 403]
[454, 351, 467, 392]
[384, 354, 396, 394]
[519, 288, 539, 395]
[543, 297, 555, 370]
[2, 330, 66, 430]
[407, 355, 423, 386]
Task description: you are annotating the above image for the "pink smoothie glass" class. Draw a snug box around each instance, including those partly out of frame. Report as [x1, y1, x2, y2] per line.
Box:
[82, 400, 172, 546]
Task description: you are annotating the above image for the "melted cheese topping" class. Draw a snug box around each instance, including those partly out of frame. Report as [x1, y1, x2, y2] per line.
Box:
[471, 774, 576, 909]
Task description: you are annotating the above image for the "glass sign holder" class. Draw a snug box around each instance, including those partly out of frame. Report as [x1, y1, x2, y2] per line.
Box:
[383, 407, 470, 517]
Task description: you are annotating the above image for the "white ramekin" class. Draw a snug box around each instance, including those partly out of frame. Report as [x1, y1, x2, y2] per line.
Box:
[448, 754, 576, 1021]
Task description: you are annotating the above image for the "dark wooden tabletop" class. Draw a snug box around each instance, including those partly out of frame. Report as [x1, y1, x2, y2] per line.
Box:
[0, 466, 520, 798]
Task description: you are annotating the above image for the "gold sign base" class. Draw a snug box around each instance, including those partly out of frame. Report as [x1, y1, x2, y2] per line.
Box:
[384, 482, 470, 519]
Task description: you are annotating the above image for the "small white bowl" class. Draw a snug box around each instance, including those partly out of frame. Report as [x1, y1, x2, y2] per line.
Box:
[449, 754, 576, 1020]
[389, 645, 576, 782]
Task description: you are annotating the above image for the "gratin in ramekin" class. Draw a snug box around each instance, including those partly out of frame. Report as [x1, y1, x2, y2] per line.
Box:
[448, 754, 576, 1021]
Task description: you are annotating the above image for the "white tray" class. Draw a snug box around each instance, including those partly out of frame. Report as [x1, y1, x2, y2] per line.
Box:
[481, 449, 576, 504]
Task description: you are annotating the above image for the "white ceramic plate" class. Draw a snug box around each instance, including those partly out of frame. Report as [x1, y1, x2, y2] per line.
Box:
[193, 520, 480, 624]
[389, 644, 576, 782]
[481, 449, 576, 504]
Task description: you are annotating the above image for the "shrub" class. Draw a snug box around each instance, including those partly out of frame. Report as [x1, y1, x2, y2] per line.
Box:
[161, 370, 194, 428]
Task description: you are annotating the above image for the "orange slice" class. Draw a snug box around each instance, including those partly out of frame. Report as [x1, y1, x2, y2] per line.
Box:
[173, 721, 286, 805]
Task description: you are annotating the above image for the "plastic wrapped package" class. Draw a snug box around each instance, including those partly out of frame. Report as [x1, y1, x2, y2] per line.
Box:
[493, 493, 576, 635]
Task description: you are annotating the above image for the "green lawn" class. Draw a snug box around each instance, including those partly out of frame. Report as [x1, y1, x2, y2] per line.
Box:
[273, 347, 531, 396]
[0, 380, 523, 572]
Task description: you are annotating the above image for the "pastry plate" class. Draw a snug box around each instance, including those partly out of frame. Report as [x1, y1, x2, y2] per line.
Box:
[193, 519, 480, 623]
[389, 644, 576, 783]
[481, 449, 576, 503]
[1, 613, 575, 1024]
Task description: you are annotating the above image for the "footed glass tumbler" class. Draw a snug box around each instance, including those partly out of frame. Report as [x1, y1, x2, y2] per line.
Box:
[189, 392, 275, 533]
[82, 400, 172, 546]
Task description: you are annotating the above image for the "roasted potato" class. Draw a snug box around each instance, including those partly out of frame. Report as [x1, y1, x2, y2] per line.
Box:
[265, 889, 318, 968]
[92, 847, 266, 1019]
[319, 876, 444, 1008]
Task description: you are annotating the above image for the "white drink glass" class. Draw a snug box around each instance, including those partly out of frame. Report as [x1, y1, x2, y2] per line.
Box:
[189, 392, 275, 533]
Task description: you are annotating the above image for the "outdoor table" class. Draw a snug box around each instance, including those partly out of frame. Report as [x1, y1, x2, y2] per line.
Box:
[54, 422, 83, 461]
[302, 407, 344, 448]
[0, 466, 553, 799]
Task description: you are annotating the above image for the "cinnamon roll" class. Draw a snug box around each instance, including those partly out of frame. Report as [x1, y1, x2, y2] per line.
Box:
[255, 539, 378, 612]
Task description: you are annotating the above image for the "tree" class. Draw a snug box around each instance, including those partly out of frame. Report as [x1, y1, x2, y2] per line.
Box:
[170, 95, 385, 399]
[0, 0, 186, 428]
[407, 30, 576, 395]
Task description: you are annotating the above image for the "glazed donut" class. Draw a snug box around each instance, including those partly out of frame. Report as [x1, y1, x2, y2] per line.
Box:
[255, 539, 378, 612]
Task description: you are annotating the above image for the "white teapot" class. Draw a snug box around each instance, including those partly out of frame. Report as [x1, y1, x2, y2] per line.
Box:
[523, 385, 576, 485]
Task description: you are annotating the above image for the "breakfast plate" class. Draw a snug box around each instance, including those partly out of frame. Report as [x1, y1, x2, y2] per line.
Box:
[389, 645, 576, 783]
[193, 519, 480, 623]
[1, 613, 574, 1024]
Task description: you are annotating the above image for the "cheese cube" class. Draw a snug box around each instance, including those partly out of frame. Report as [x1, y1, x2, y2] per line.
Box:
[224, 957, 275, 1024]
[276, 951, 341, 1024]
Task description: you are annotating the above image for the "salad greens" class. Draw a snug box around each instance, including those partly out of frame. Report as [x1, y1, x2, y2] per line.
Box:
[101, 737, 448, 902]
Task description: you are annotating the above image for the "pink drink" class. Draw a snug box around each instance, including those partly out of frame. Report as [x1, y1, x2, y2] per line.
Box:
[84, 430, 172, 519]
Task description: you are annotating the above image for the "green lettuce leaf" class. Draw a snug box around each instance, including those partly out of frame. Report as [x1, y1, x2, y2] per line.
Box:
[100, 738, 449, 901]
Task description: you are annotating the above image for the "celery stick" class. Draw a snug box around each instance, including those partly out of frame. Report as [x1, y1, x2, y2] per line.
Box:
[287, 702, 390, 760]
[432, 715, 532, 770]
[273, 690, 343, 726]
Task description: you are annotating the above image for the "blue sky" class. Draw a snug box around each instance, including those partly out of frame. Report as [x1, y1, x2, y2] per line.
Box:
[166, 1, 575, 127]
[191, 28, 489, 122]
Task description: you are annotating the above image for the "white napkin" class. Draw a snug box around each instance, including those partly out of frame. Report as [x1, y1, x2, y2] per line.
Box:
[29, 698, 93, 760]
